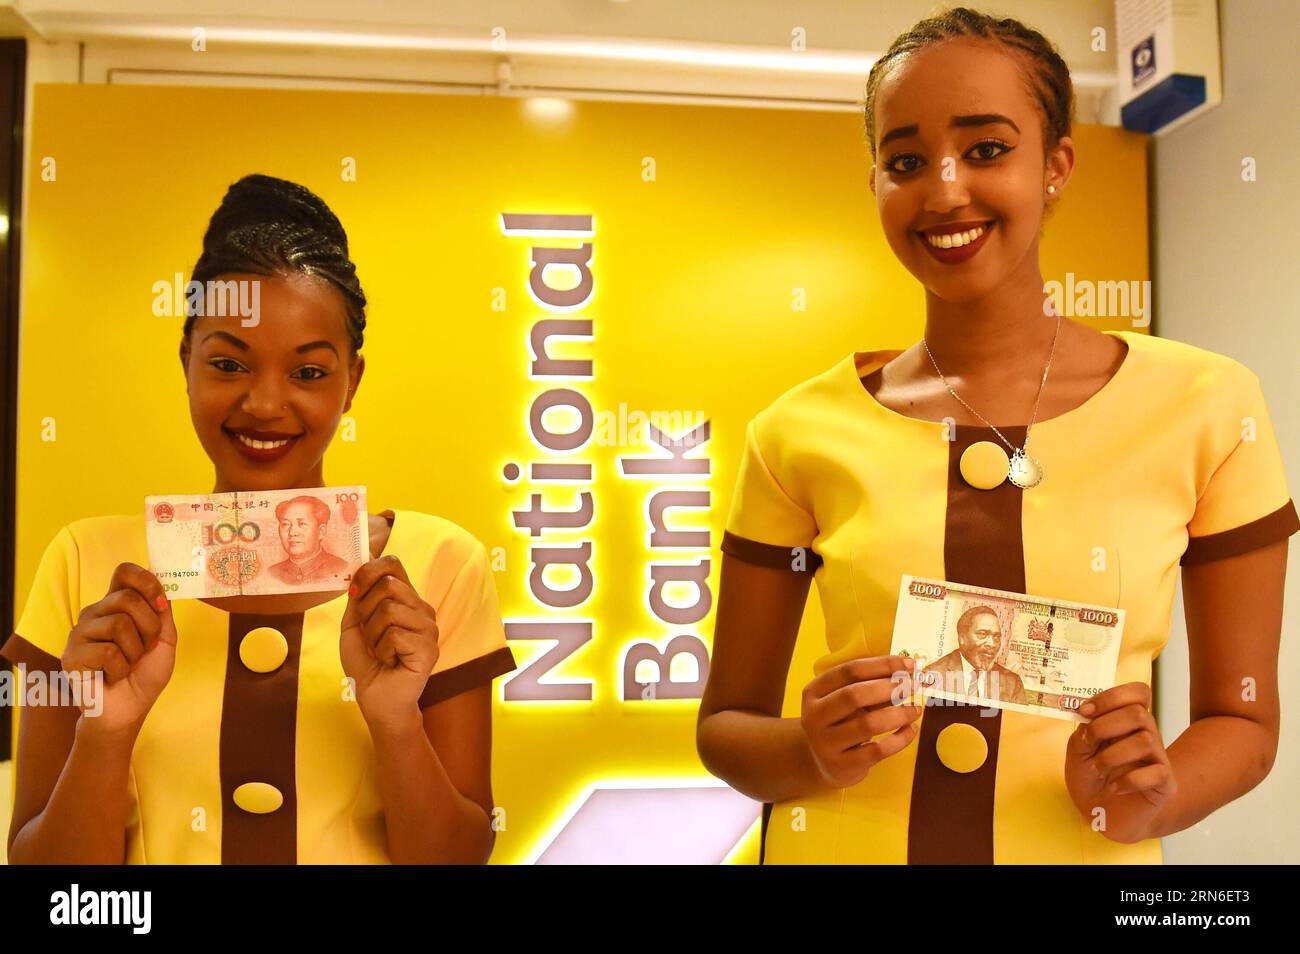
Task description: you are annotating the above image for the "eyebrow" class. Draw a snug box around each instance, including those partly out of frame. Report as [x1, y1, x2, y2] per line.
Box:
[294, 340, 339, 356]
[201, 331, 338, 356]
[202, 331, 248, 350]
[879, 113, 1021, 148]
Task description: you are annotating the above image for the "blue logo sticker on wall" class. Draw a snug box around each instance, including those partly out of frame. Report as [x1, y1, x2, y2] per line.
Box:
[1132, 35, 1156, 87]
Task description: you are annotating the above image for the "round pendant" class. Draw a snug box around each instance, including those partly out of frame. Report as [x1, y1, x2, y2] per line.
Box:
[1008, 449, 1043, 489]
[959, 441, 1010, 490]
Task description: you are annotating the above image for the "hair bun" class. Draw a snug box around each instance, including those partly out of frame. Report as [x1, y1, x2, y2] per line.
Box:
[186, 173, 367, 353]
[205, 173, 349, 254]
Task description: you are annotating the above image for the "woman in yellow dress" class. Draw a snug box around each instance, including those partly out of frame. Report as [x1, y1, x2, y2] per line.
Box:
[3, 174, 515, 864]
[697, 7, 1296, 863]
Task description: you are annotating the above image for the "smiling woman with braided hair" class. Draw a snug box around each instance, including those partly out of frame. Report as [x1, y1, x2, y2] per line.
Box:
[3, 173, 516, 864]
[698, 7, 1296, 864]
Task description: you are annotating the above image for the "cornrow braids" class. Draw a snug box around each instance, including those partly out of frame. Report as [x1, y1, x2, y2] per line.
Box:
[184, 174, 367, 353]
[863, 6, 1076, 162]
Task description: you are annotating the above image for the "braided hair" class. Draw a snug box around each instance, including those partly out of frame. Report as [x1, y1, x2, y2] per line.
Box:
[862, 6, 1076, 162]
[184, 174, 367, 353]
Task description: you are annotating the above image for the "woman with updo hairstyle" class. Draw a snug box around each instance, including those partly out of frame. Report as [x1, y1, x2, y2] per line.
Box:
[698, 7, 1295, 864]
[3, 174, 516, 864]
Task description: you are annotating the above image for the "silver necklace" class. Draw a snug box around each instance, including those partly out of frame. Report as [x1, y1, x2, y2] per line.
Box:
[922, 312, 1061, 489]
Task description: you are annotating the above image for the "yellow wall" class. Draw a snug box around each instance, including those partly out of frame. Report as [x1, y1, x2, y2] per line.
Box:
[7, 83, 1148, 863]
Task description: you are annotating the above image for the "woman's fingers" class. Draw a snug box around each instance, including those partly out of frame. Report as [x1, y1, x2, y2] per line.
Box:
[71, 564, 169, 665]
[351, 557, 419, 609]
[72, 614, 146, 667]
[67, 640, 131, 684]
[832, 721, 920, 777]
[806, 655, 915, 702]
[102, 614, 148, 665]
[373, 627, 427, 671]
[827, 701, 922, 751]
[365, 599, 426, 638]
[1081, 681, 1151, 717]
[92, 588, 161, 650]
[100, 643, 132, 684]
[1088, 729, 1162, 779]
[1066, 721, 1097, 759]
[1107, 761, 1174, 797]
[1085, 703, 1155, 746]
[356, 572, 424, 621]
[351, 567, 432, 667]
[105, 562, 168, 613]
[819, 673, 915, 726]
[810, 718, 921, 787]
[858, 721, 920, 764]
[801, 657, 928, 786]
[364, 601, 429, 666]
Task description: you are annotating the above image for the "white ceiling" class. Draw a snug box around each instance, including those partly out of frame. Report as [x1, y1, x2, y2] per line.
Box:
[0, 0, 1122, 117]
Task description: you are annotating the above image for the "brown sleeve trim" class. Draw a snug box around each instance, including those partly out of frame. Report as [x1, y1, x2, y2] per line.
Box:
[419, 646, 518, 708]
[720, 530, 822, 573]
[0, 632, 62, 673]
[1182, 499, 1300, 566]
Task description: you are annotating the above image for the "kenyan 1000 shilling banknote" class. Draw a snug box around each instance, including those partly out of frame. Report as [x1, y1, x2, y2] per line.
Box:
[146, 487, 369, 599]
[889, 575, 1123, 722]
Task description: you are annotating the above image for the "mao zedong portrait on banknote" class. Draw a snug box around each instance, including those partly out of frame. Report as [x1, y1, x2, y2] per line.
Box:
[267, 494, 353, 586]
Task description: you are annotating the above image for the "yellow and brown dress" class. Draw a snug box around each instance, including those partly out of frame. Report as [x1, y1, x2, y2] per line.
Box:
[721, 330, 1298, 864]
[2, 508, 516, 863]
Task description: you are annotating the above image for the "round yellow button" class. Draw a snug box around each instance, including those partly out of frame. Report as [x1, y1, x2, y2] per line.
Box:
[239, 626, 288, 673]
[233, 782, 284, 814]
[959, 441, 1010, 490]
[935, 723, 988, 773]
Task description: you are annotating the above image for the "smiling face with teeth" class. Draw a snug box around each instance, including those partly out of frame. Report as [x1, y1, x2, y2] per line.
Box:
[867, 37, 1074, 302]
[179, 271, 364, 494]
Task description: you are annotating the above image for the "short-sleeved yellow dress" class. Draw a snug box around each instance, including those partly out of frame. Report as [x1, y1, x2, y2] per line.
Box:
[721, 330, 1298, 864]
[2, 508, 517, 864]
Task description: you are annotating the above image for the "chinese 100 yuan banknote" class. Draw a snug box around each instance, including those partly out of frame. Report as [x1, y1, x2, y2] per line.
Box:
[146, 487, 369, 599]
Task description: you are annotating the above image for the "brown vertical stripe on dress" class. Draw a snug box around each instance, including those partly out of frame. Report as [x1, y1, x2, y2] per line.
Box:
[220, 611, 304, 865]
[907, 425, 1027, 865]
